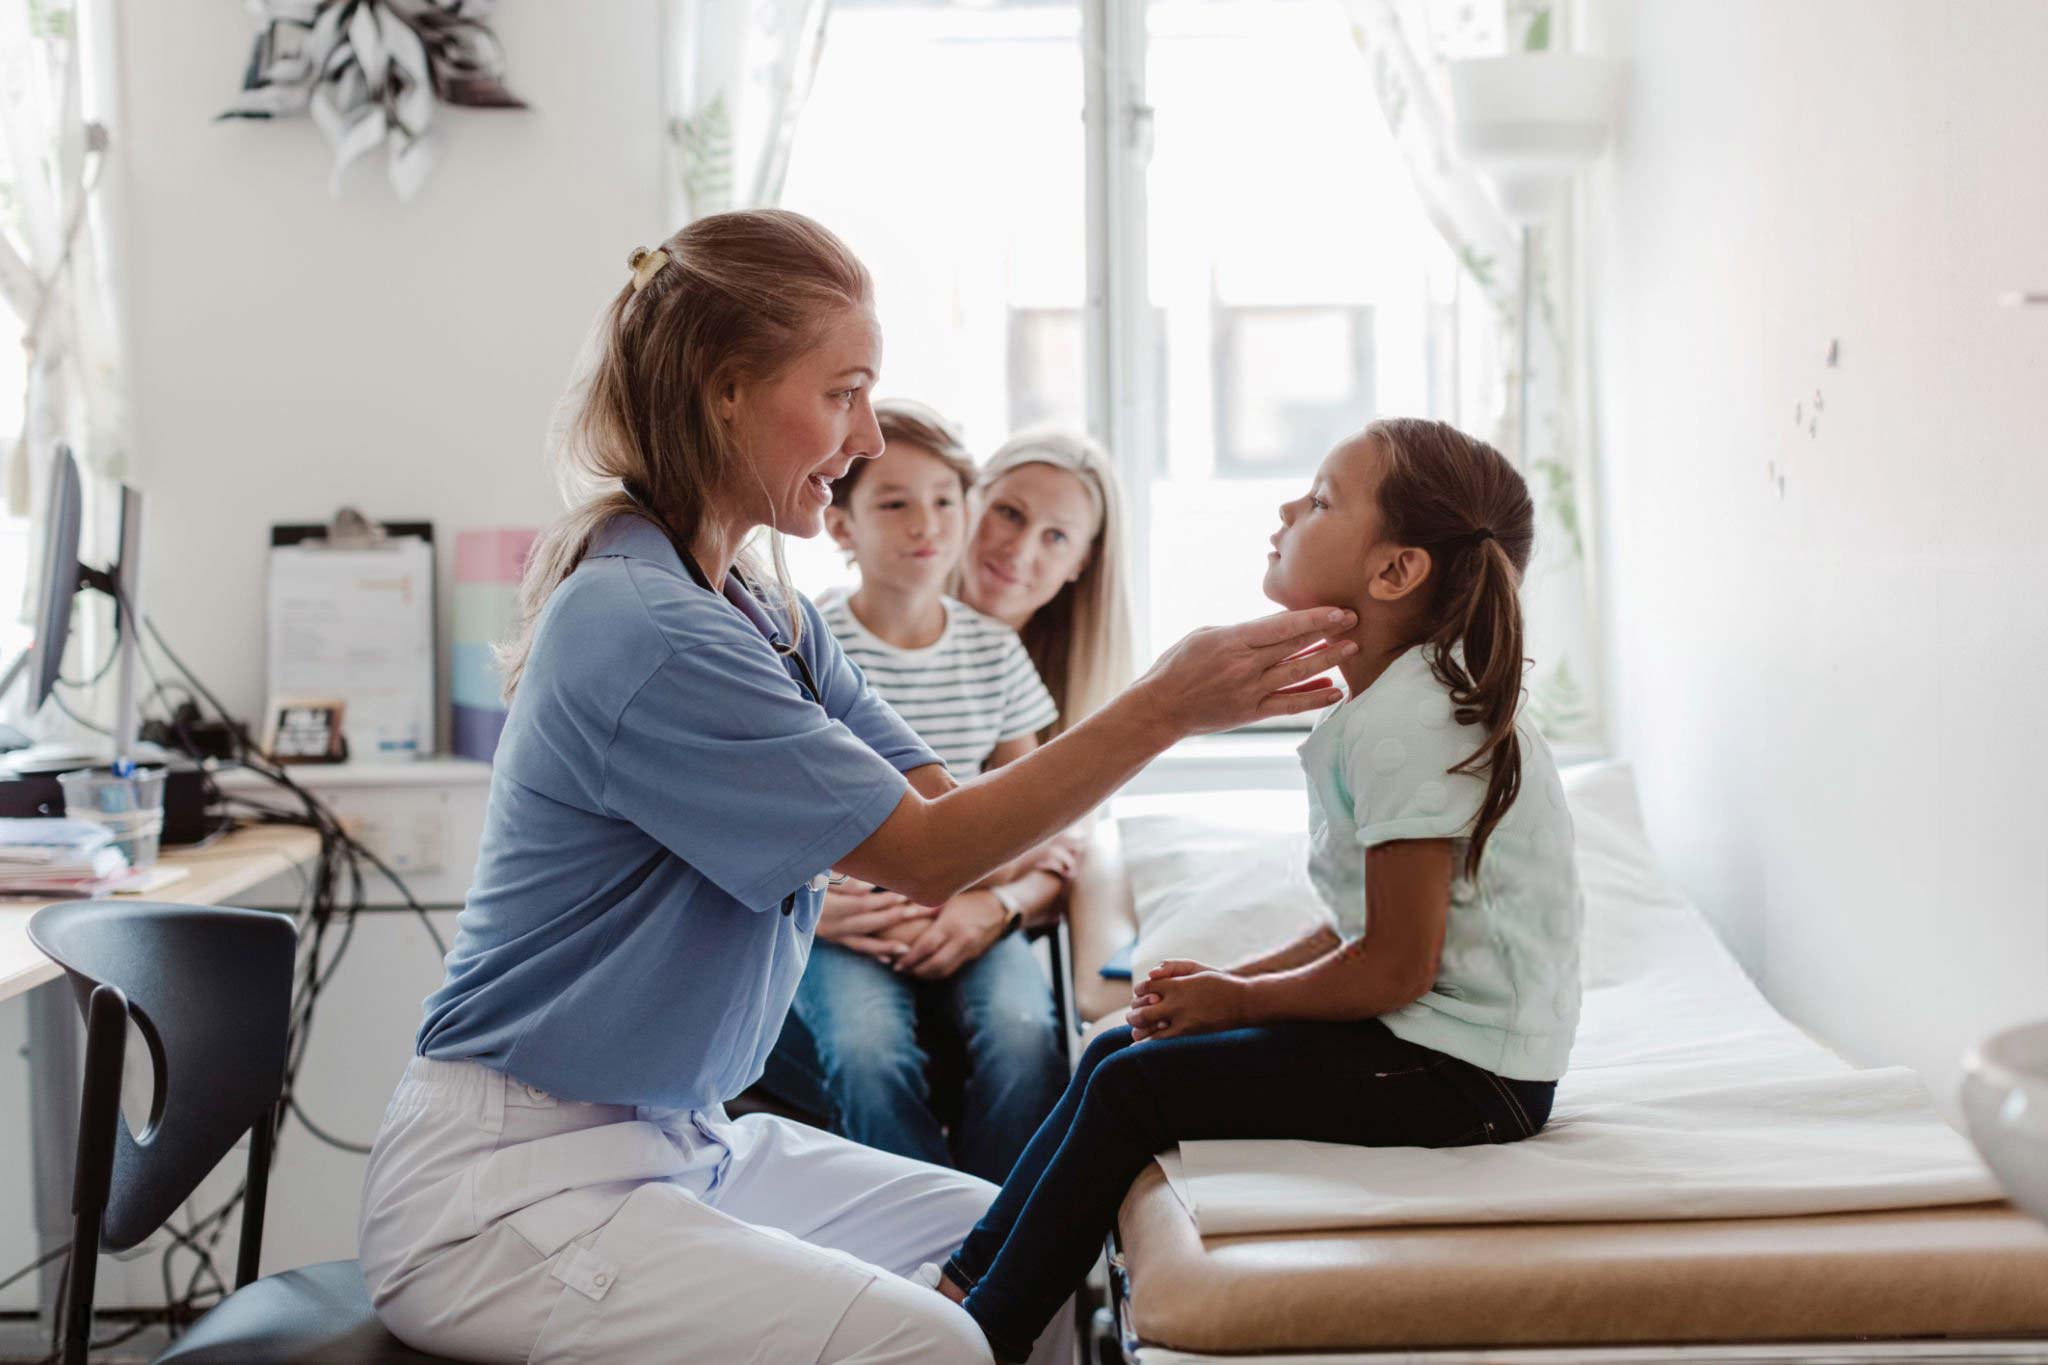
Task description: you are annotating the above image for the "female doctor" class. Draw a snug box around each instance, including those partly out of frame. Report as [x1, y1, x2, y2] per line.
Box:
[355, 209, 1356, 1365]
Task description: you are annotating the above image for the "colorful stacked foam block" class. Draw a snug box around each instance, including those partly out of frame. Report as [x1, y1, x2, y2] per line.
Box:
[452, 528, 537, 762]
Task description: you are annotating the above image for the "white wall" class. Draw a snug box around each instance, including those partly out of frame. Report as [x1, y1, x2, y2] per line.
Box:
[1585, 0, 2048, 1112]
[0, 2, 670, 1311]
[118, 0, 669, 729]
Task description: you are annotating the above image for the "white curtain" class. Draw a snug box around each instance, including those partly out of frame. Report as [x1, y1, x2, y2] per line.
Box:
[1344, 0, 1601, 747]
[666, 0, 831, 222]
[0, 0, 130, 739]
[0, 0, 131, 510]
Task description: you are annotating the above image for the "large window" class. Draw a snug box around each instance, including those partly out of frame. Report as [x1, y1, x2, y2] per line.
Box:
[781, 0, 1480, 695]
[777, 0, 1087, 597]
[1138, 0, 1455, 655]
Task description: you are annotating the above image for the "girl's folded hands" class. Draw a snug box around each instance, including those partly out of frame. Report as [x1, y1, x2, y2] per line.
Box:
[1127, 958, 1254, 1041]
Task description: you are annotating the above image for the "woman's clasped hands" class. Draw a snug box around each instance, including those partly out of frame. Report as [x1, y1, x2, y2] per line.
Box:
[810, 882, 1010, 980]
[819, 828, 1087, 976]
[815, 879, 937, 961]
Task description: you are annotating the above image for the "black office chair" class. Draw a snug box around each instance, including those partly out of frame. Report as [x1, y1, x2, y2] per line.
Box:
[28, 900, 452, 1364]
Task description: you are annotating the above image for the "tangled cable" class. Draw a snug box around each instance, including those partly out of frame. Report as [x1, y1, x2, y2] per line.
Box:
[3, 598, 451, 1358]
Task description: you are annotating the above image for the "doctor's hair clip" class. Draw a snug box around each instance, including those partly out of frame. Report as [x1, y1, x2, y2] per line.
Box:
[627, 246, 671, 293]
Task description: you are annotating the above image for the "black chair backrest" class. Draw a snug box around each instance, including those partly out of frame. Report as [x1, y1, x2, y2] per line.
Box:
[28, 901, 296, 1250]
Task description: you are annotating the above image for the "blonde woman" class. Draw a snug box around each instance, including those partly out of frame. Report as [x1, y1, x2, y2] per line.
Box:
[760, 407, 1116, 1186]
[353, 208, 1357, 1363]
[959, 427, 1135, 737]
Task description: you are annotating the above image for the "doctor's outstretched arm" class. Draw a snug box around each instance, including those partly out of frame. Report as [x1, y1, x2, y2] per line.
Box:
[837, 606, 1357, 906]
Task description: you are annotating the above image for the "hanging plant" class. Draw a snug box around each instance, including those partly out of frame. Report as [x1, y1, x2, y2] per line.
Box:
[218, 0, 527, 202]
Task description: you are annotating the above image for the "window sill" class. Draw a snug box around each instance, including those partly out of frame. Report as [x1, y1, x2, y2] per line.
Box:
[1125, 730, 1308, 795]
[1124, 730, 1612, 796]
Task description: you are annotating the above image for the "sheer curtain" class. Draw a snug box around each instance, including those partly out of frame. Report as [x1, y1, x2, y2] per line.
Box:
[0, 0, 130, 735]
[666, 0, 832, 221]
[0, 0, 130, 507]
[1345, 0, 1601, 746]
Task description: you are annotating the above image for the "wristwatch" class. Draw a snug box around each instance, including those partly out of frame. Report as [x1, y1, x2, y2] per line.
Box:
[989, 882, 1027, 937]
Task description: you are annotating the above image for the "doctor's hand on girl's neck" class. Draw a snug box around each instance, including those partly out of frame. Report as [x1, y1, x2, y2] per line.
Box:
[1263, 433, 1434, 699]
[825, 438, 968, 650]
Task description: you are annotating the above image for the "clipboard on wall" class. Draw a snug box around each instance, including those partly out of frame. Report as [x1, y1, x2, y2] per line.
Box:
[267, 518, 438, 761]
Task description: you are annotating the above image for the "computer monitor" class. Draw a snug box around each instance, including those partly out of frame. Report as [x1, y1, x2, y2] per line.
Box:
[22, 444, 84, 712]
[1, 444, 152, 771]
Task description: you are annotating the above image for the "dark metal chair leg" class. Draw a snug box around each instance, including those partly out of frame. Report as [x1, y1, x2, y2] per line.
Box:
[63, 983, 129, 1365]
[236, 1102, 279, 1290]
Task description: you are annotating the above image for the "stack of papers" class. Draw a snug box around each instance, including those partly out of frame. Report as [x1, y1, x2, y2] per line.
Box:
[0, 819, 130, 896]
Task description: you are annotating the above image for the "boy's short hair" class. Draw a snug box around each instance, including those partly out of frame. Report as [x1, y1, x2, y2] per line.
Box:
[833, 398, 978, 507]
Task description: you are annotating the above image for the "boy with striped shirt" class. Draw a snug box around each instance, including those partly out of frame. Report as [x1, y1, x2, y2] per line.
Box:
[816, 581, 1055, 778]
[762, 398, 1072, 1183]
[817, 399, 1058, 776]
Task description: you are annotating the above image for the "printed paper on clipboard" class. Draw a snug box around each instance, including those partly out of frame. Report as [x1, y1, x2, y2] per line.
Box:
[268, 522, 437, 761]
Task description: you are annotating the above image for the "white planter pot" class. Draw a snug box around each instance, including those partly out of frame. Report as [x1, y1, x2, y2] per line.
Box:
[1448, 55, 1625, 221]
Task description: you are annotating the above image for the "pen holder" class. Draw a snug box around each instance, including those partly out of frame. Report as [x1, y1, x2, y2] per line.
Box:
[58, 766, 168, 871]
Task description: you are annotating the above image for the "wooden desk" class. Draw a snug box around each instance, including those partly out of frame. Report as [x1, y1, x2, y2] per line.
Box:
[0, 824, 322, 1002]
[3, 823, 323, 1334]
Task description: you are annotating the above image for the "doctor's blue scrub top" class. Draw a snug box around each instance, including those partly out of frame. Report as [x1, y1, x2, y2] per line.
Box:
[415, 515, 940, 1111]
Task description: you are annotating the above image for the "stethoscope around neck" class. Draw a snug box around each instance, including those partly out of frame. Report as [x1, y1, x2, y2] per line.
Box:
[621, 481, 837, 915]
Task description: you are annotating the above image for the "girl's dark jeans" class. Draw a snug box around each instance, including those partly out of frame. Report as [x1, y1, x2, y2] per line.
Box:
[947, 1020, 1557, 1362]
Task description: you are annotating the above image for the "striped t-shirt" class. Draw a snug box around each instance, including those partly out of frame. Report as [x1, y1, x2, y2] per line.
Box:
[818, 591, 1058, 779]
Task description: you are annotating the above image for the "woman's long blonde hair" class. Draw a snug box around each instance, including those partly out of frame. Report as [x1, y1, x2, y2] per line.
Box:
[499, 210, 872, 699]
[975, 427, 1135, 737]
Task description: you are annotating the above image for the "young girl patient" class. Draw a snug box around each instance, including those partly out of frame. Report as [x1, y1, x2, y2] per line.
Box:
[926, 417, 1584, 1362]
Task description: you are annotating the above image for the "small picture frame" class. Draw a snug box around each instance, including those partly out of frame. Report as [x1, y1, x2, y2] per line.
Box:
[266, 697, 350, 764]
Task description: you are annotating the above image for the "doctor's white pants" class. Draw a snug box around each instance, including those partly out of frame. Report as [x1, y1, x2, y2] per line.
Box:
[358, 1057, 1074, 1364]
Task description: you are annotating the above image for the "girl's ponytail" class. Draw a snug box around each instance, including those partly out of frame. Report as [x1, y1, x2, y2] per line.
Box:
[1426, 531, 1525, 878]
[1365, 418, 1535, 879]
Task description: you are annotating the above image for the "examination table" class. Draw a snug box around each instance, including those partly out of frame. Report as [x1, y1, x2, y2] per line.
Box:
[1062, 766, 2048, 1363]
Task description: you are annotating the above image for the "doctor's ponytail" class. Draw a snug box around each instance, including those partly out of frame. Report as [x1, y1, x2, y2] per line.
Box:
[1366, 418, 1534, 879]
[499, 210, 873, 699]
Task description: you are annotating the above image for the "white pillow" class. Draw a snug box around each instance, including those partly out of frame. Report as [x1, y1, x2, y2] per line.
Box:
[1560, 760, 1704, 988]
[1117, 809, 1325, 982]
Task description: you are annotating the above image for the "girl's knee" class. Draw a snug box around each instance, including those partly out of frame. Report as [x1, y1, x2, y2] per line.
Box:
[1073, 1035, 1187, 1146]
[1075, 1025, 1134, 1079]
[1078, 1039, 1159, 1124]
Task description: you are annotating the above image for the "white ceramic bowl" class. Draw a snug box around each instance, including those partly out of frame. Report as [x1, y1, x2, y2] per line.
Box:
[1962, 1018, 2048, 1227]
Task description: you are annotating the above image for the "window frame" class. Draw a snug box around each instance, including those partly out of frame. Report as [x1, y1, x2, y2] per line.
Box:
[1082, 0, 1340, 737]
[1081, 0, 1157, 654]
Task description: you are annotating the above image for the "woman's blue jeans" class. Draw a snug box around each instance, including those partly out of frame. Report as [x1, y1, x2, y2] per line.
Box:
[762, 934, 1067, 1183]
[947, 1021, 1558, 1362]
